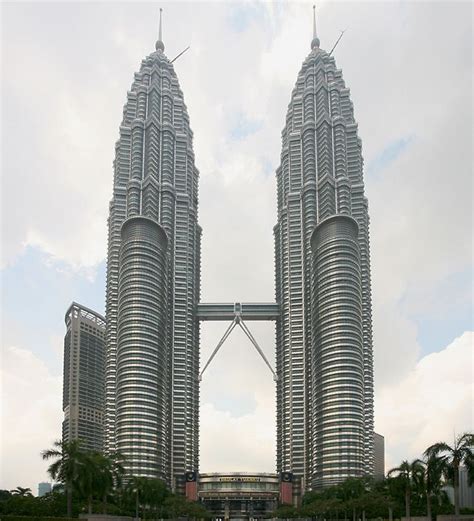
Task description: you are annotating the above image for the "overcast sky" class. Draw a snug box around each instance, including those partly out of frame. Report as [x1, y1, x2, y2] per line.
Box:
[1, 1, 472, 494]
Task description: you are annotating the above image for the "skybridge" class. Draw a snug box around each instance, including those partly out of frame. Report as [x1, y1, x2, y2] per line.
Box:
[196, 302, 279, 321]
[197, 302, 280, 382]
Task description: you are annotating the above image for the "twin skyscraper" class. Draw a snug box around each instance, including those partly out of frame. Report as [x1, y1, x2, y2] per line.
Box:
[103, 8, 375, 494]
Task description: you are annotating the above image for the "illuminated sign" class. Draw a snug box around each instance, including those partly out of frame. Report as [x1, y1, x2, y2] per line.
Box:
[218, 477, 262, 482]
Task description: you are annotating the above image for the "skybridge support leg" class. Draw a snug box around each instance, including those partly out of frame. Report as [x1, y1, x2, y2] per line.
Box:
[199, 318, 237, 381]
[199, 311, 278, 382]
[238, 318, 278, 382]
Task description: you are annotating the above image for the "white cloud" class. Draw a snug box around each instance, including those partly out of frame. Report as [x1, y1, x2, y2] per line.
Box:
[376, 332, 474, 472]
[373, 301, 422, 388]
[200, 400, 275, 472]
[0, 345, 62, 492]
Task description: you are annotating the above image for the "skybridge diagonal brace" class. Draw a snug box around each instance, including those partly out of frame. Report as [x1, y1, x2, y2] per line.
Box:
[199, 318, 237, 381]
[238, 319, 278, 382]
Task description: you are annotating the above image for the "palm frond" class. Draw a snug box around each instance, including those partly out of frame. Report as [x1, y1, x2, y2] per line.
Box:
[457, 433, 474, 448]
[424, 442, 452, 459]
[388, 460, 407, 476]
[465, 453, 474, 486]
[47, 459, 62, 481]
[42, 448, 62, 460]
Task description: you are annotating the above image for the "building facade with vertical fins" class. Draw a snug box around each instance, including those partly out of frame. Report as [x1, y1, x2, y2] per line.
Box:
[374, 432, 385, 481]
[62, 302, 106, 453]
[274, 19, 374, 490]
[105, 24, 201, 488]
[102, 7, 374, 495]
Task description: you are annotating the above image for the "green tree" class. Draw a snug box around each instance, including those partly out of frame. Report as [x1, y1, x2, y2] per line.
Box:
[163, 494, 208, 520]
[0, 489, 12, 501]
[99, 451, 125, 514]
[273, 505, 300, 519]
[388, 459, 424, 520]
[339, 477, 367, 521]
[415, 455, 444, 521]
[374, 477, 400, 521]
[10, 487, 33, 497]
[125, 476, 167, 519]
[302, 477, 379, 521]
[150, 478, 169, 518]
[425, 433, 474, 520]
[76, 450, 125, 515]
[184, 499, 210, 519]
[41, 439, 85, 517]
[79, 451, 104, 514]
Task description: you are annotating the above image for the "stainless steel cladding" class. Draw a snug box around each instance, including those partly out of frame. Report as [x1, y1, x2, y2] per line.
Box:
[105, 32, 201, 488]
[274, 24, 374, 490]
[116, 216, 169, 481]
[311, 215, 364, 488]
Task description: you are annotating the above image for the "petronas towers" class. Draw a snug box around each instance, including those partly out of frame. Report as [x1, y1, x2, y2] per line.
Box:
[104, 8, 374, 493]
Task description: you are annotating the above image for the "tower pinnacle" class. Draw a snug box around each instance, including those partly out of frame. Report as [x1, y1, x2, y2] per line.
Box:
[156, 8, 165, 52]
[311, 4, 320, 50]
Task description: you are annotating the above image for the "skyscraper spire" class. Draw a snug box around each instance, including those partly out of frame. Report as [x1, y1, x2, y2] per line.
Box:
[311, 4, 320, 50]
[313, 4, 317, 38]
[156, 7, 165, 52]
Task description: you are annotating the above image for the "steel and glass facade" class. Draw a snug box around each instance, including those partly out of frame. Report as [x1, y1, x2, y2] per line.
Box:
[374, 432, 385, 481]
[274, 31, 374, 490]
[62, 302, 106, 453]
[311, 215, 364, 488]
[105, 33, 201, 487]
[116, 216, 169, 480]
[103, 11, 375, 493]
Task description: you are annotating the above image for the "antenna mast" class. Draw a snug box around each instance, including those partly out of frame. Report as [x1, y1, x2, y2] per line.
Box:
[171, 46, 191, 64]
[329, 29, 347, 56]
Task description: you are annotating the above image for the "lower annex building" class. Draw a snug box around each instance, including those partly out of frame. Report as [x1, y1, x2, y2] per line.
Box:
[62, 302, 106, 453]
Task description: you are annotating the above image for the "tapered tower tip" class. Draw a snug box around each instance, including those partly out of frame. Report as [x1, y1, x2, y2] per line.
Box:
[155, 8, 165, 52]
[311, 4, 320, 50]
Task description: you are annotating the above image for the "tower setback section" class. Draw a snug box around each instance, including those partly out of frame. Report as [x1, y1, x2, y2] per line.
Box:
[311, 215, 364, 488]
[116, 216, 169, 481]
[105, 24, 201, 489]
[274, 13, 374, 490]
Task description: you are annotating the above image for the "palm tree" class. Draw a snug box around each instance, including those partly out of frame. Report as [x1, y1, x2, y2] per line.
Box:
[79, 451, 104, 514]
[388, 459, 424, 520]
[85, 450, 125, 514]
[10, 486, 33, 497]
[424, 433, 474, 519]
[339, 477, 366, 521]
[100, 451, 125, 514]
[41, 439, 85, 517]
[415, 455, 444, 521]
[126, 476, 147, 521]
[146, 478, 168, 519]
[125, 477, 168, 520]
[374, 477, 397, 521]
